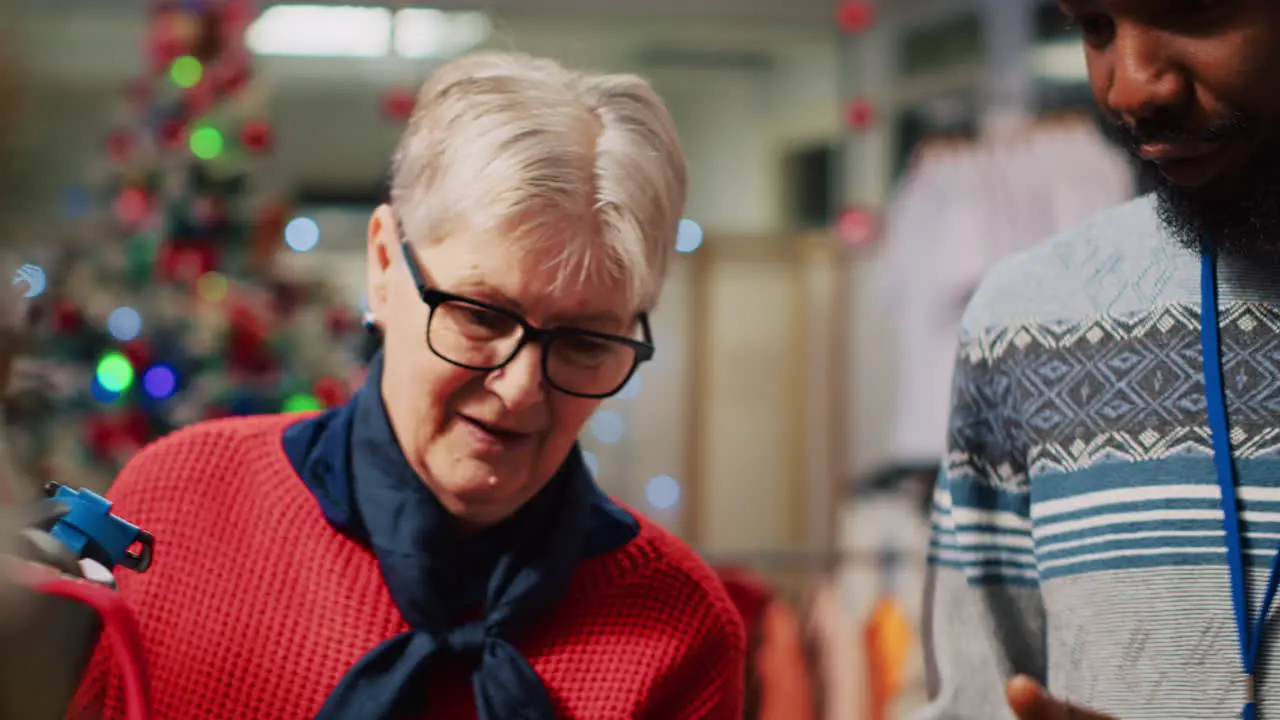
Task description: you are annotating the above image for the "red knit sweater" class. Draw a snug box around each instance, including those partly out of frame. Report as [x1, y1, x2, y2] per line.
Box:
[74, 414, 746, 719]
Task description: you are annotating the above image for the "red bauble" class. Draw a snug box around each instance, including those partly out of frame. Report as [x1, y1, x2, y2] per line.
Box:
[844, 99, 875, 130]
[114, 188, 151, 226]
[119, 409, 154, 451]
[251, 202, 289, 265]
[226, 305, 274, 375]
[147, 9, 199, 71]
[837, 207, 878, 246]
[106, 131, 133, 163]
[325, 306, 355, 336]
[837, 1, 875, 33]
[220, 0, 254, 29]
[159, 118, 187, 148]
[381, 87, 416, 122]
[313, 377, 347, 409]
[52, 301, 81, 333]
[84, 416, 113, 455]
[157, 242, 219, 283]
[121, 339, 153, 371]
[240, 120, 272, 153]
[212, 52, 252, 96]
[192, 196, 227, 228]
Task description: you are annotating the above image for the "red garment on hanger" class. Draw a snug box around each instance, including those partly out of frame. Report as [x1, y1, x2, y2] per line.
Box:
[716, 567, 816, 720]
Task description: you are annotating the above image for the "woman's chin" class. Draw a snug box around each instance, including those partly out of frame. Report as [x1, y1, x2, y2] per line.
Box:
[430, 461, 530, 513]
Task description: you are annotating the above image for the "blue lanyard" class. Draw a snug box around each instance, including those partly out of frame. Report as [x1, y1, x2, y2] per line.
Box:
[1200, 244, 1280, 719]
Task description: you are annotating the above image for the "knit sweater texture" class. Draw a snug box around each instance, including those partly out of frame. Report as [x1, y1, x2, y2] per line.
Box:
[73, 413, 746, 719]
[916, 194, 1280, 719]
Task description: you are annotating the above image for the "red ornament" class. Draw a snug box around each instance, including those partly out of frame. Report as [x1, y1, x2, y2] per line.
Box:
[313, 377, 347, 409]
[147, 9, 199, 72]
[325, 306, 356, 336]
[382, 87, 416, 122]
[240, 120, 272, 153]
[220, 0, 254, 29]
[226, 304, 275, 375]
[844, 99, 875, 130]
[837, 1, 875, 33]
[251, 202, 289, 265]
[837, 207, 878, 247]
[52, 301, 81, 333]
[157, 242, 219, 283]
[106, 131, 133, 163]
[123, 408, 153, 448]
[121, 339, 153, 370]
[193, 196, 228, 228]
[159, 117, 187, 148]
[114, 188, 151, 226]
[84, 416, 114, 455]
[212, 52, 252, 97]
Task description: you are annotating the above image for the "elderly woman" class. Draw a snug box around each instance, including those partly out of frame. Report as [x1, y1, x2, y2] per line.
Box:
[76, 51, 746, 719]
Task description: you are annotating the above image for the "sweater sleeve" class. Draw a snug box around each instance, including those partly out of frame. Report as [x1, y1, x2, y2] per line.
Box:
[67, 434, 173, 720]
[644, 597, 747, 720]
[911, 330, 1047, 720]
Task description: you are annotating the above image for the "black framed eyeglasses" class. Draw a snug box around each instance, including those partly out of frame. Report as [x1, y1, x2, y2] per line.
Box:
[400, 240, 655, 399]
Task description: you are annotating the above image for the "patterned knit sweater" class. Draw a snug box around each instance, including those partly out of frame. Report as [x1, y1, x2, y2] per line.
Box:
[74, 414, 746, 719]
[916, 194, 1280, 719]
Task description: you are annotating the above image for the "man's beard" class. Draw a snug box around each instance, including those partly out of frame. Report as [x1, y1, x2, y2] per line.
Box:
[1108, 113, 1280, 260]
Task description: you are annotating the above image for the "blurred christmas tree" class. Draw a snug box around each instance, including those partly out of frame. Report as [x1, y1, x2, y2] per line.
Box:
[4, 0, 367, 492]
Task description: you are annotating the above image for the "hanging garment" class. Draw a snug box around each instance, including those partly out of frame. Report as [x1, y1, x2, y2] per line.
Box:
[716, 567, 816, 720]
[872, 117, 1134, 462]
[805, 579, 862, 720]
[806, 486, 932, 720]
[865, 595, 915, 720]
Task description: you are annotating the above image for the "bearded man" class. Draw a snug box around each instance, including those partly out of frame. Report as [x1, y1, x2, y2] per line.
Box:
[918, 2, 1280, 718]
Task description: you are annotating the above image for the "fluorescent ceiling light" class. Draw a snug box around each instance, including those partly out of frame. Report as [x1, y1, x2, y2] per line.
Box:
[394, 9, 493, 59]
[245, 4, 491, 60]
[246, 5, 392, 58]
[1033, 37, 1087, 82]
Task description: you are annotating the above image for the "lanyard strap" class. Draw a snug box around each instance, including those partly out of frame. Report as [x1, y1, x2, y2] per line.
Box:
[1200, 245, 1280, 719]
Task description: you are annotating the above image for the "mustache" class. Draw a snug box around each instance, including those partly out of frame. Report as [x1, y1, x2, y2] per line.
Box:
[1109, 112, 1249, 152]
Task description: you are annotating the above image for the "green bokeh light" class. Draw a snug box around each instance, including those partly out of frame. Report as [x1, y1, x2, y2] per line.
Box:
[189, 125, 224, 160]
[96, 351, 135, 393]
[169, 56, 203, 89]
[282, 393, 323, 413]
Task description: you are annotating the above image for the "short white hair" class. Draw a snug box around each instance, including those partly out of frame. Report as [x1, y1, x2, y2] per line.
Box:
[389, 51, 687, 312]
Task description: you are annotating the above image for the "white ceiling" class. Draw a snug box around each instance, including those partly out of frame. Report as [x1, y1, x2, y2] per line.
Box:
[11, 2, 843, 210]
[13, 0, 840, 24]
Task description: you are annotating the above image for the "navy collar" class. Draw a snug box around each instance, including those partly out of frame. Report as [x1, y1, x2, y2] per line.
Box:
[281, 364, 638, 567]
[280, 355, 639, 719]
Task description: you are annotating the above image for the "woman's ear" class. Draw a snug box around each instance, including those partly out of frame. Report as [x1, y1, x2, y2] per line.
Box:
[365, 204, 398, 326]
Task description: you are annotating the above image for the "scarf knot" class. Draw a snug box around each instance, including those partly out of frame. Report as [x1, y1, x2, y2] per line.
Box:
[440, 622, 488, 663]
[283, 351, 642, 720]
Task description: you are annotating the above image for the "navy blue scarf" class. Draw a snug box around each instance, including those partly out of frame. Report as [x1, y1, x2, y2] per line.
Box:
[282, 355, 639, 719]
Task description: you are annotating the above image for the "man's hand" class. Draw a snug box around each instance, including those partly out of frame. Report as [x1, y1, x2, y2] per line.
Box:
[1007, 675, 1117, 720]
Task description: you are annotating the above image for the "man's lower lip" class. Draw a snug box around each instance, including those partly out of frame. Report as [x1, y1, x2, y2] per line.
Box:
[1138, 139, 1224, 160]
[1154, 155, 1222, 188]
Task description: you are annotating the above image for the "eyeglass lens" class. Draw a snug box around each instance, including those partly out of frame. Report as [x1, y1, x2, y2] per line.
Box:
[427, 298, 638, 396]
